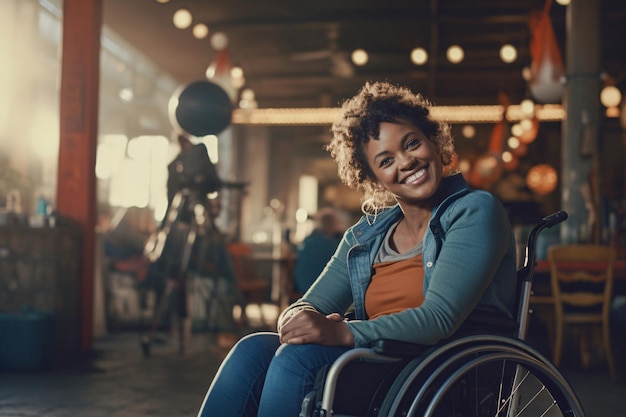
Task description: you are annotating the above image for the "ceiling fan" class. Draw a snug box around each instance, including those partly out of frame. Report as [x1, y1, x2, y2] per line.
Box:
[289, 24, 355, 78]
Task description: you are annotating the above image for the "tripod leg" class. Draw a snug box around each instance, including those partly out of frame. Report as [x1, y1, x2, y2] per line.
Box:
[140, 279, 175, 357]
[175, 277, 193, 355]
[173, 206, 201, 355]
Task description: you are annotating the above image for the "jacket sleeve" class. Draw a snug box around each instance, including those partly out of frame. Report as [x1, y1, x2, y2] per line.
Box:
[346, 192, 514, 347]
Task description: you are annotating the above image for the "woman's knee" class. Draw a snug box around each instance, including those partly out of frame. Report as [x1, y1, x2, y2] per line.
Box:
[228, 332, 280, 364]
[270, 343, 350, 375]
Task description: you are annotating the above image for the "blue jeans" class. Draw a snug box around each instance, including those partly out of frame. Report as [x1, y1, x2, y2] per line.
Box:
[197, 332, 351, 417]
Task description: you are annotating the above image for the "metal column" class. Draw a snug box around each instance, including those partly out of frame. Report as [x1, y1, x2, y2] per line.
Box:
[561, 0, 601, 243]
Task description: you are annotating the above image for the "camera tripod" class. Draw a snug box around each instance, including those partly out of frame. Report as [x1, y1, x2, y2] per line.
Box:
[140, 188, 245, 356]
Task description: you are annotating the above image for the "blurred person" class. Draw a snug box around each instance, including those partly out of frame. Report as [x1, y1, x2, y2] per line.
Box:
[197, 81, 517, 417]
[293, 207, 344, 294]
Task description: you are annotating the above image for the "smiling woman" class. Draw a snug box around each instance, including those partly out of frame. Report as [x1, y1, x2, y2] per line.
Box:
[195, 81, 519, 417]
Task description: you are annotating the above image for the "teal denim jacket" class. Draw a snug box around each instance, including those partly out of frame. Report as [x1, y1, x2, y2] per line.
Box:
[287, 173, 517, 348]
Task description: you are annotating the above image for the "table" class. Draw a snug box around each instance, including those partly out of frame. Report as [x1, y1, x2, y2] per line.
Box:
[253, 252, 296, 311]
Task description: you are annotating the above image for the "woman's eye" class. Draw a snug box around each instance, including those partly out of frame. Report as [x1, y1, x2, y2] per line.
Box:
[379, 157, 392, 167]
[406, 138, 420, 150]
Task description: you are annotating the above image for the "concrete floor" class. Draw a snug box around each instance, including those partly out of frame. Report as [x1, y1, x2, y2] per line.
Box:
[0, 328, 624, 417]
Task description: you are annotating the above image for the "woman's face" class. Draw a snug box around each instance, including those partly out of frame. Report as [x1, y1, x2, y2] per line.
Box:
[365, 118, 443, 207]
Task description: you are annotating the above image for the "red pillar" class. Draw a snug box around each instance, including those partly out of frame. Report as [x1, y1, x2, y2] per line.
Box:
[57, 0, 102, 352]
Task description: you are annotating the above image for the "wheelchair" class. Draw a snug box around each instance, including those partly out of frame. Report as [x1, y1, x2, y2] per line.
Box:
[300, 210, 586, 417]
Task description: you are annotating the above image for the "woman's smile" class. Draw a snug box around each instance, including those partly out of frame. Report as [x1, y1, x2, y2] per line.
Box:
[401, 167, 427, 185]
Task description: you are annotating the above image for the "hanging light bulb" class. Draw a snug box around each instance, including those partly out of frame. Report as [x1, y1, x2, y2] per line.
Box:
[499, 44, 517, 63]
[600, 85, 622, 108]
[241, 88, 255, 101]
[518, 118, 539, 144]
[520, 99, 535, 115]
[231, 66, 246, 89]
[507, 136, 520, 149]
[520, 118, 533, 131]
[446, 45, 464, 64]
[192, 23, 209, 39]
[230, 66, 244, 79]
[210, 32, 229, 50]
[462, 125, 475, 138]
[501, 151, 519, 171]
[239, 88, 258, 111]
[173, 9, 192, 29]
[410, 47, 428, 65]
[511, 123, 524, 137]
[351, 49, 369, 66]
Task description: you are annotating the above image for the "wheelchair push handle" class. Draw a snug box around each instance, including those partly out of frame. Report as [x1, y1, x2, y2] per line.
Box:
[522, 210, 568, 272]
[542, 210, 568, 228]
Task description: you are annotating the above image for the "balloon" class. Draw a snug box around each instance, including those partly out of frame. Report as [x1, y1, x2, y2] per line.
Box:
[168, 80, 233, 137]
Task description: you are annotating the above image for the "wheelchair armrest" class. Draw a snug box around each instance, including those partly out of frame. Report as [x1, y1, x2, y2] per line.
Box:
[371, 311, 517, 358]
[371, 339, 426, 358]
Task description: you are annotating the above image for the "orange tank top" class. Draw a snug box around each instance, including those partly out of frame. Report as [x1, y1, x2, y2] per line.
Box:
[365, 254, 425, 320]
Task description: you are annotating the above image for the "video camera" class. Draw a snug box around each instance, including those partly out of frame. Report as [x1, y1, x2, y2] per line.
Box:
[167, 135, 222, 200]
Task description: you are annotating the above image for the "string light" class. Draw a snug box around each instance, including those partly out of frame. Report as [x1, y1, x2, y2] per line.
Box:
[507, 136, 520, 149]
[600, 86, 622, 108]
[351, 49, 368, 66]
[499, 44, 517, 63]
[192, 23, 209, 39]
[446, 45, 464, 64]
[410, 48, 428, 65]
[232, 104, 566, 125]
[520, 99, 535, 115]
[462, 125, 475, 138]
[173, 9, 192, 29]
[210, 32, 229, 50]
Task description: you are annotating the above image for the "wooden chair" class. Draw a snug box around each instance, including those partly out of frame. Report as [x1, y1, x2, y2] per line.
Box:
[226, 242, 272, 326]
[548, 244, 616, 379]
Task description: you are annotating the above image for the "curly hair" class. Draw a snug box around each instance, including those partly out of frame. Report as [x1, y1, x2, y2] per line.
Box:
[327, 81, 456, 215]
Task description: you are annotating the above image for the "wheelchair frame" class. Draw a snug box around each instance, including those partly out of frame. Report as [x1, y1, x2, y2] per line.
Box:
[304, 210, 586, 417]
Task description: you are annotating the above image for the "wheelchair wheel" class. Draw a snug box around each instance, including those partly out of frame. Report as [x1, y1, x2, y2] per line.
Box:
[379, 337, 585, 417]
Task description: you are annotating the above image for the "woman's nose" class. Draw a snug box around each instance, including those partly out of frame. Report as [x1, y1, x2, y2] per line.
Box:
[398, 153, 416, 170]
